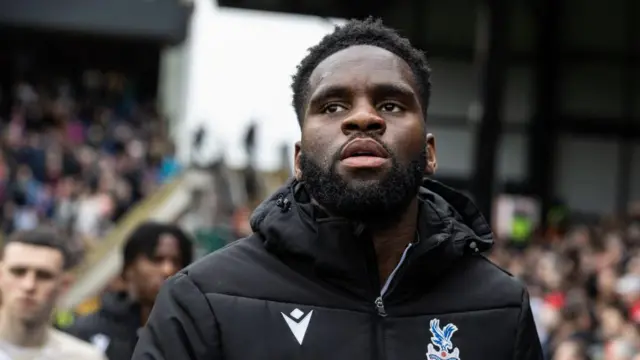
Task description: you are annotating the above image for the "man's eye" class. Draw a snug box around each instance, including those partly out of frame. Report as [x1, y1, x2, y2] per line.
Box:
[380, 103, 403, 113]
[323, 104, 347, 114]
[36, 271, 54, 281]
[10, 268, 26, 277]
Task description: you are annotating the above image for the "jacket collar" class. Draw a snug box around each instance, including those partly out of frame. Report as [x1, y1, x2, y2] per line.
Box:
[250, 178, 493, 300]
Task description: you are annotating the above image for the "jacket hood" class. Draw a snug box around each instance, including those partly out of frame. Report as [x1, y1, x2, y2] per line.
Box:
[249, 178, 494, 300]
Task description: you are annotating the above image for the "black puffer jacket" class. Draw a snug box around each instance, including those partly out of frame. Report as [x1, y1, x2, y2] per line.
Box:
[133, 179, 543, 360]
[66, 291, 141, 360]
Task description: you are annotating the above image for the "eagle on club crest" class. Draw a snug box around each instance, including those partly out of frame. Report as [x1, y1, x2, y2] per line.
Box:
[426, 319, 460, 360]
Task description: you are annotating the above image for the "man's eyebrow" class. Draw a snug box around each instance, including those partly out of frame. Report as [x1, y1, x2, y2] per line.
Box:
[307, 85, 351, 107]
[371, 83, 416, 100]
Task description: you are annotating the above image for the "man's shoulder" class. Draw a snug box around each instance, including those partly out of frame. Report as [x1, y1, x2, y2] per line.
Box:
[447, 255, 527, 306]
[186, 234, 267, 274]
[429, 255, 526, 311]
[177, 233, 298, 296]
[64, 310, 103, 336]
[49, 328, 107, 360]
[64, 306, 122, 343]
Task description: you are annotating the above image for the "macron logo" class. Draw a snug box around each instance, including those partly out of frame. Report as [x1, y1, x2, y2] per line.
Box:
[281, 308, 313, 345]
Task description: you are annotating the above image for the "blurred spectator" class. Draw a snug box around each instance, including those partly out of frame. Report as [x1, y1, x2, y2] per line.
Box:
[0, 72, 180, 264]
[553, 338, 590, 360]
[64, 221, 193, 360]
[0, 227, 106, 359]
[491, 201, 640, 359]
[232, 205, 253, 238]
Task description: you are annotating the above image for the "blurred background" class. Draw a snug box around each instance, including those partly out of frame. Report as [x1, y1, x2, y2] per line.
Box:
[1, 0, 640, 359]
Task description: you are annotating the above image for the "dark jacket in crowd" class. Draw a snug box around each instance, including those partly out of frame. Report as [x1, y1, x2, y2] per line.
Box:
[133, 178, 543, 360]
[66, 291, 141, 360]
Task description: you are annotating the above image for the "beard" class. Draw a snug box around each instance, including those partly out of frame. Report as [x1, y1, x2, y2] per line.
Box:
[300, 138, 426, 228]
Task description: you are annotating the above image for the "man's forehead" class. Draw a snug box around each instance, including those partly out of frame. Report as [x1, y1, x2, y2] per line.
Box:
[2, 243, 63, 269]
[308, 45, 416, 94]
[156, 234, 180, 251]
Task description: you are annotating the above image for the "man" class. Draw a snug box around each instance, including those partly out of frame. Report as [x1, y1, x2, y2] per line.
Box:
[133, 18, 543, 360]
[0, 227, 106, 360]
[65, 221, 193, 360]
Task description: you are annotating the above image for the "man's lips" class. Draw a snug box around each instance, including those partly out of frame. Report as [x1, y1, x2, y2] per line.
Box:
[340, 138, 389, 169]
[340, 138, 389, 160]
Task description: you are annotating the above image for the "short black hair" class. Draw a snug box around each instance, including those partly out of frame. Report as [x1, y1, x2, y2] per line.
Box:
[291, 17, 431, 126]
[122, 221, 193, 270]
[2, 227, 73, 270]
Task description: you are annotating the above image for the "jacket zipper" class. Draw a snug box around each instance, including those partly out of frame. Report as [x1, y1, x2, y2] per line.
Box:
[373, 232, 446, 316]
[372, 242, 414, 360]
[374, 242, 413, 317]
[371, 233, 445, 359]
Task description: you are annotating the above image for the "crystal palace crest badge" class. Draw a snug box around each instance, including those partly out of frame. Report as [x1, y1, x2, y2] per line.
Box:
[426, 319, 461, 360]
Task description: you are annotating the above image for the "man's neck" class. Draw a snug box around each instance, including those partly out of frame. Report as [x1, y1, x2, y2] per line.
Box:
[0, 310, 48, 348]
[127, 289, 151, 327]
[371, 199, 419, 286]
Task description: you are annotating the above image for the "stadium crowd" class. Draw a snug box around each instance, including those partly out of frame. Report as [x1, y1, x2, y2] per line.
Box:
[489, 204, 640, 360]
[0, 72, 181, 266]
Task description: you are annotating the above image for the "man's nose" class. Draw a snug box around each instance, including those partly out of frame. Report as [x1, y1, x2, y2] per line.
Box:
[160, 261, 178, 278]
[341, 102, 386, 135]
[20, 273, 37, 292]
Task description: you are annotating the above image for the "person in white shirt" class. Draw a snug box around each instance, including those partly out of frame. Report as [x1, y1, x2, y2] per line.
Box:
[0, 227, 106, 360]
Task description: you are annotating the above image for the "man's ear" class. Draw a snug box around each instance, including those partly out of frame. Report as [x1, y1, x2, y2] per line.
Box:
[294, 141, 302, 180]
[425, 133, 437, 175]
